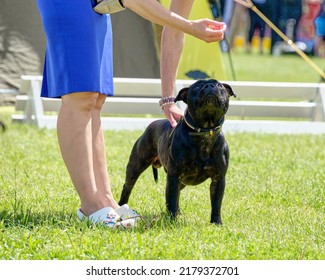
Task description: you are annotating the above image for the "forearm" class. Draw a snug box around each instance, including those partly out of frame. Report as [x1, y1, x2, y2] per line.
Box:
[124, 0, 226, 43]
[159, 27, 185, 127]
[160, 27, 184, 98]
[123, 0, 192, 35]
[159, 0, 194, 98]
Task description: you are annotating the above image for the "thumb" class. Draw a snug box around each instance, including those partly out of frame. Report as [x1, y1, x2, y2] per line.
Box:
[167, 114, 177, 127]
[170, 118, 177, 128]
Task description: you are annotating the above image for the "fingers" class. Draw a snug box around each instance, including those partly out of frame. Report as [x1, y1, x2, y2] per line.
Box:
[163, 110, 176, 127]
[206, 22, 226, 41]
[163, 104, 184, 127]
[193, 20, 226, 42]
[169, 117, 178, 128]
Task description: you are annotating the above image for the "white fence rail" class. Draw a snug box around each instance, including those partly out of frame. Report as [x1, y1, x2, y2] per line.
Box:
[11, 75, 325, 134]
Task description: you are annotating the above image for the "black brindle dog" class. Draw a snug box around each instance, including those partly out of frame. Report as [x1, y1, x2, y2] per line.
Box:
[119, 79, 236, 224]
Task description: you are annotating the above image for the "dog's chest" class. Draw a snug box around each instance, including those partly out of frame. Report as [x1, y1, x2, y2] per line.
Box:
[178, 158, 220, 185]
[176, 136, 226, 184]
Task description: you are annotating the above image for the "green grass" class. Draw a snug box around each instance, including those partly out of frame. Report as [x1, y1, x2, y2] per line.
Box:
[0, 53, 325, 260]
[222, 52, 325, 83]
[0, 106, 324, 260]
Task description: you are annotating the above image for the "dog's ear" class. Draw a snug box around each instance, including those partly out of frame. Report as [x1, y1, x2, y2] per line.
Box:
[174, 87, 189, 104]
[223, 83, 236, 98]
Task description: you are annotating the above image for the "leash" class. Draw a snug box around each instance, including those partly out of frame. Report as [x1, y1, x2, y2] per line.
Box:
[234, 0, 325, 80]
[208, 0, 237, 80]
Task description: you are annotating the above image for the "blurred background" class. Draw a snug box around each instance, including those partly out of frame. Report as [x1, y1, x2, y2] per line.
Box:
[0, 0, 324, 95]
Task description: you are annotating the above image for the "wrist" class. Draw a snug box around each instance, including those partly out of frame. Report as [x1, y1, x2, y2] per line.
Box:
[159, 96, 175, 109]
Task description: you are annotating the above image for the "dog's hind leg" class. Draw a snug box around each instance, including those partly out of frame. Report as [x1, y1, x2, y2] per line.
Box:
[119, 159, 151, 205]
[119, 136, 157, 205]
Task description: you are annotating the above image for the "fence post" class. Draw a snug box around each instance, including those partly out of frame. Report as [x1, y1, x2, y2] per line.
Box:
[313, 84, 325, 121]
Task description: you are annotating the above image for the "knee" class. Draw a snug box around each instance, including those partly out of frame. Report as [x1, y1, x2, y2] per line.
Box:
[79, 92, 100, 112]
[94, 93, 107, 111]
[62, 92, 100, 112]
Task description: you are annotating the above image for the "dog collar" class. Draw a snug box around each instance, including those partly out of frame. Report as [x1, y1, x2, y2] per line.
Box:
[183, 113, 224, 136]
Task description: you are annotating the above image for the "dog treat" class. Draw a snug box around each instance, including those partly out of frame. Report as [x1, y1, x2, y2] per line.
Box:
[208, 23, 225, 30]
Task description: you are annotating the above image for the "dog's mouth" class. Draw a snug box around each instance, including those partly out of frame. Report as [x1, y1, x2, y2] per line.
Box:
[203, 95, 218, 106]
[201, 94, 219, 107]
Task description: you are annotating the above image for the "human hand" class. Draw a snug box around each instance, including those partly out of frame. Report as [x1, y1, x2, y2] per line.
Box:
[189, 19, 226, 43]
[163, 103, 184, 127]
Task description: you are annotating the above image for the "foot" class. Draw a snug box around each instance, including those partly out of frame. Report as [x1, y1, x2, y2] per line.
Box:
[77, 207, 135, 229]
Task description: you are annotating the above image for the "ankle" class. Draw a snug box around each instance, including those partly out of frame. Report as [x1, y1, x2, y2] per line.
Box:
[104, 194, 120, 209]
[80, 196, 119, 216]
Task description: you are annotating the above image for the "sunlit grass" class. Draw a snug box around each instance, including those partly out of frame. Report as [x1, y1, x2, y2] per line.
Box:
[0, 52, 324, 260]
[222, 52, 325, 83]
[0, 108, 324, 259]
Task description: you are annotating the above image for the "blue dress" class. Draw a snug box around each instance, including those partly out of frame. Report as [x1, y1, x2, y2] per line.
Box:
[36, 0, 114, 98]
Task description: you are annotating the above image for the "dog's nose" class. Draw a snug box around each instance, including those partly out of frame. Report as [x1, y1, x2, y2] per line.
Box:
[202, 83, 217, 94]
[203, 83, 215, 90]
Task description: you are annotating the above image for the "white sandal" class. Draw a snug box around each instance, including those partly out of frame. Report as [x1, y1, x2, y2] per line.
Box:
[115, 204, 141, 221]
[77, 207, 135, 229]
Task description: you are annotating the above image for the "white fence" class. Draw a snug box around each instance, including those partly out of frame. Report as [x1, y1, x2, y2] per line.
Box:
[11, 75, 325, 134]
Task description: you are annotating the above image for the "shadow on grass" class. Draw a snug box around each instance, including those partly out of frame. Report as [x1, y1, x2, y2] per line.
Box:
[0, 208, 185, 232]
[0, 208, 77, 229]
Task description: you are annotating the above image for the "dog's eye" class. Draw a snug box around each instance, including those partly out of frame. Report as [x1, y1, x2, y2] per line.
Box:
[217, 84, 223, 89]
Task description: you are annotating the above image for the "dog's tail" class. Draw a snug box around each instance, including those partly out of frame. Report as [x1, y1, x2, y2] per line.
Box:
[152, 166, 158, 183]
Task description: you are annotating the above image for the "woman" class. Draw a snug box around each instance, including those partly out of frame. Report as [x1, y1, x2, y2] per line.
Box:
[314, 1, 325, 58]
[36, 0, 226, 228]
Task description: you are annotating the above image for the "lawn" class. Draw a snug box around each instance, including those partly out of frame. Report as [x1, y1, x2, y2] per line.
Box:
[0, 53, 324, 260]
[222, 52, 325, 83]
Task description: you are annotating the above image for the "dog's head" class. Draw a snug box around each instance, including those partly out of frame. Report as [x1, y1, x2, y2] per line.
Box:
[175, 79, 236, 128]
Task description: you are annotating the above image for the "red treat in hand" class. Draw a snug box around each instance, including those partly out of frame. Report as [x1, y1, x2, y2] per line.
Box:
[208, 23, 225, 30]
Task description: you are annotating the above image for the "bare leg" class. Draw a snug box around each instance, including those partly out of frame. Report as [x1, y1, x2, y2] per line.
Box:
[91, 93, 119, 209]
[57, 91, 117, 216]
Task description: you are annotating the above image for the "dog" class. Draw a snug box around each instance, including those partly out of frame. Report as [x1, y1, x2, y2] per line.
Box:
[119, 79, 236, 224]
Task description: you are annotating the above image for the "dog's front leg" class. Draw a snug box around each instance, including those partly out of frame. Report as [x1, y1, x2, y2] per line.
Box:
[210, 176, 226, 225]
[165, 174, 181, 218]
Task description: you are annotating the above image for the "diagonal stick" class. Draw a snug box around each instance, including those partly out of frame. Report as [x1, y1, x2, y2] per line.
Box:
[234, 0, 325, 80]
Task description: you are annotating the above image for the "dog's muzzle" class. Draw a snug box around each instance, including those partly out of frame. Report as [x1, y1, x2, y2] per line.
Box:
[203, 95, 218, 106]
